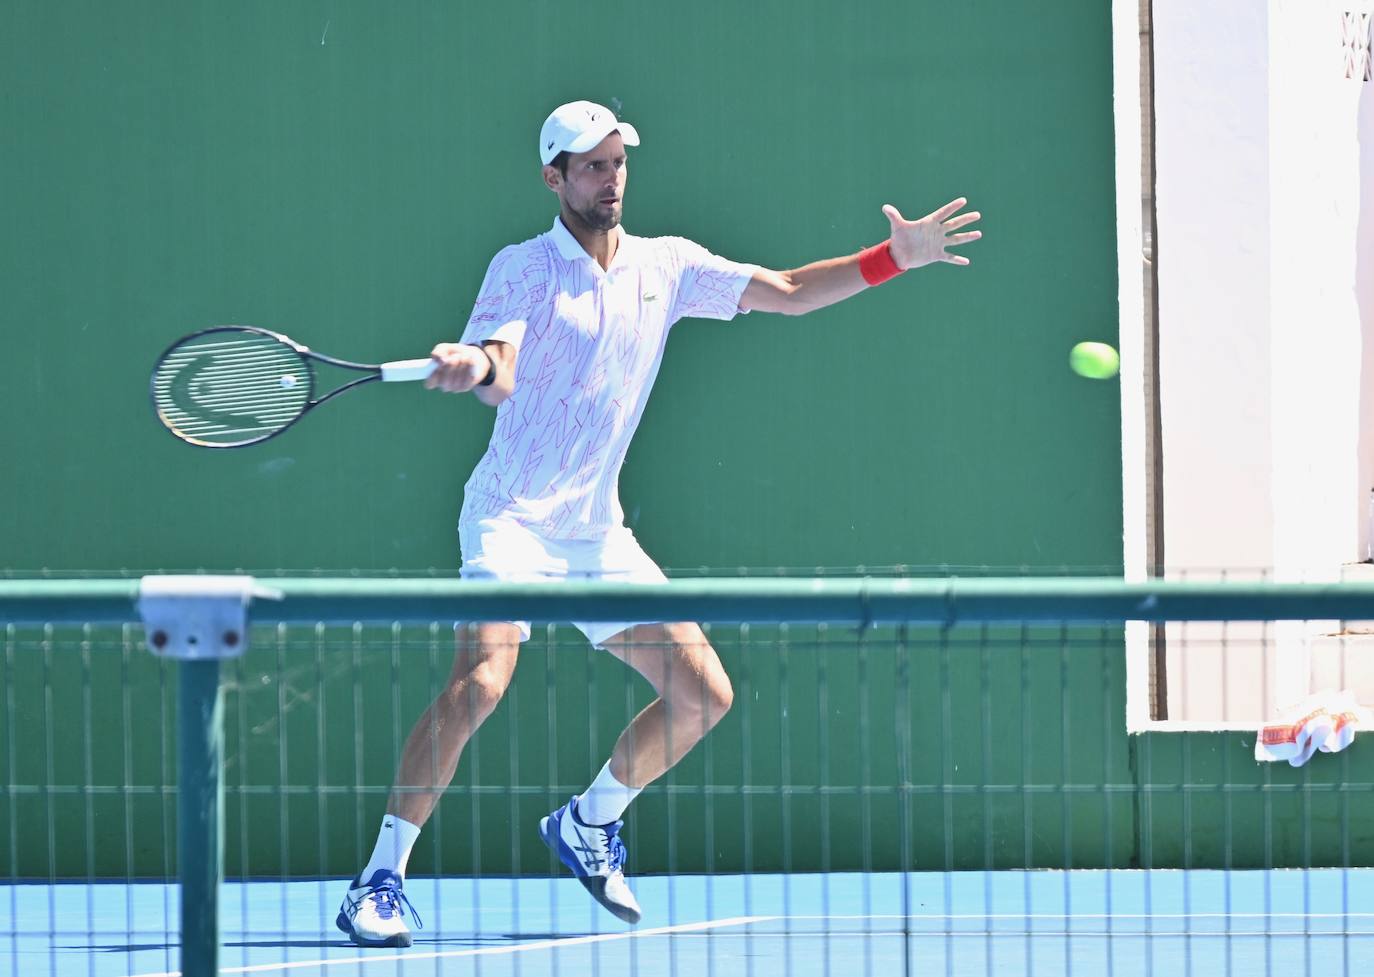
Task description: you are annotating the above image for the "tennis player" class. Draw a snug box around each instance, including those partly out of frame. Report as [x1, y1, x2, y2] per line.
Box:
[337, 100, 981, 947]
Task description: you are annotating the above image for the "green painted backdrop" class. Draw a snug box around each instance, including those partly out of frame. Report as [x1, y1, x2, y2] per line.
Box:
[1, 0, 1122, 576]
[1, 1, 1160, 881]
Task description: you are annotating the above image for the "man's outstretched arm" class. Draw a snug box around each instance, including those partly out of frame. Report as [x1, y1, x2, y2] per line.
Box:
[739, 197, 981, 316]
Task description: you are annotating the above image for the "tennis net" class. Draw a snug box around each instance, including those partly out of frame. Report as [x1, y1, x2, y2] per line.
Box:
[2, 576, 1373, 977]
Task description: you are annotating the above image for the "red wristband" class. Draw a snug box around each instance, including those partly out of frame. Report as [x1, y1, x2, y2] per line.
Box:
[858, 240, 903, 286]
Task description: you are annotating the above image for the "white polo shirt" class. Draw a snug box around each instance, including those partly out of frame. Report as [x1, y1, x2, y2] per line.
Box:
[457, 217, 758, 540]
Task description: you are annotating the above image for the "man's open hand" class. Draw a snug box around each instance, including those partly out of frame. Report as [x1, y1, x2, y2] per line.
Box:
[885, 198, 982, 270]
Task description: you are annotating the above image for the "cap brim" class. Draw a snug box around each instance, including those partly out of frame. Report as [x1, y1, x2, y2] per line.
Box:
[564, 120, 640, 155]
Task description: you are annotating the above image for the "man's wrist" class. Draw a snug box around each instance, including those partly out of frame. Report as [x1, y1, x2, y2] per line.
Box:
[477, 345, 497, 387]
[858, 240, 904, 286]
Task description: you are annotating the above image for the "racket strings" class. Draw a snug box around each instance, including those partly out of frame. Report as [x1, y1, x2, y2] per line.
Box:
[152, 332, 311, 445]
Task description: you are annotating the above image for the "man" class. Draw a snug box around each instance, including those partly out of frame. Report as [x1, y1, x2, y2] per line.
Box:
[336, 100, 981, 947]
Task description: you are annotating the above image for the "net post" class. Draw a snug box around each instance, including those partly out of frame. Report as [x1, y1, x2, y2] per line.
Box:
[176, 656, 223, 977]
[136, 575, 281, 977]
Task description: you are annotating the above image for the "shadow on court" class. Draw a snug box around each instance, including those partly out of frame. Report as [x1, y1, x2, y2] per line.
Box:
[65, 932, 592, 954]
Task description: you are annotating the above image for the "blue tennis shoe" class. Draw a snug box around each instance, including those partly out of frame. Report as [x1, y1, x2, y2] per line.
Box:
[336, 869, 422, 947]
[540, 795, 642, 924]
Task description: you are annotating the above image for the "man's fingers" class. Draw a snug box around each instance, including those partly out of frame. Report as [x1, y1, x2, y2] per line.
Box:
[435, 370, 476, 393]
[423, 347, 487, 393]
[943, 211, 981, 231]
[885, 198, 982, 269]
[929, 197, 969, 222]
[424, 352, 447, 389]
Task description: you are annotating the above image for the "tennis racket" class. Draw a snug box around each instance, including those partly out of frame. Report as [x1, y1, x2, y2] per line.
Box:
[150, 325, 436, 448]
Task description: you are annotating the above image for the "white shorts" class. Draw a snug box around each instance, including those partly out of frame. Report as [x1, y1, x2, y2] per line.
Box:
[457, 517, 668, 648]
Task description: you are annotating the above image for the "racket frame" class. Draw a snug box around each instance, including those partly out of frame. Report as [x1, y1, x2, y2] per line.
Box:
[150, 325, 399, 448]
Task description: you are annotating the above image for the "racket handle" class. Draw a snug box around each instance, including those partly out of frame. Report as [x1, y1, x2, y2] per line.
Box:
[380, 358, 437, 382]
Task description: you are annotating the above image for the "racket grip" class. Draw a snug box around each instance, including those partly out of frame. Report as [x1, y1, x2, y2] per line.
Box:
[380, 358, 437, 382]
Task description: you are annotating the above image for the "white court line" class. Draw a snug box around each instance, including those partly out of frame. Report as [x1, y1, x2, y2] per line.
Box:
[119, 915, 777, 977]
[649, 930, 1374, 940]
[781, 912, 1374, 921]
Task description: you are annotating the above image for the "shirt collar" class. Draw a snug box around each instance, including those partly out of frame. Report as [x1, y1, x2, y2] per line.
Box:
[549, 216, 630, 266]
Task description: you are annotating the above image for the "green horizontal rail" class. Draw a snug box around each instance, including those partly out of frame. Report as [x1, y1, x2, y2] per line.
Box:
[0, 579, 143, 624]
[5, 576, 1374, 625]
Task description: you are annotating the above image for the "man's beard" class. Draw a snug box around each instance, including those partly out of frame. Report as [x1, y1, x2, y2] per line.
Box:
[570, 198, 621, 231]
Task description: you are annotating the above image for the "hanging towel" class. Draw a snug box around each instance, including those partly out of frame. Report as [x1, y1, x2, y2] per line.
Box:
[1255, 690, 1372, 767]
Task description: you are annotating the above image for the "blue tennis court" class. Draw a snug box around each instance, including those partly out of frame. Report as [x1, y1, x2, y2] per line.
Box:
[8, 868, 1373, 977]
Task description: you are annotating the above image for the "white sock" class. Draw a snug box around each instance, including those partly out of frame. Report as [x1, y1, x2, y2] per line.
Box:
[358, 815, 422, 884]
[576, 760, 642, 826]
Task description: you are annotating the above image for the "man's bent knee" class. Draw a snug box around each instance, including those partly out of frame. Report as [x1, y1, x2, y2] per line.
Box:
[701, 675, 733, 730]
[713, 676, 734, 717]
[448, 624, 521, 714]
[667, 664, 733, 731]
[446, 659, 514, 713]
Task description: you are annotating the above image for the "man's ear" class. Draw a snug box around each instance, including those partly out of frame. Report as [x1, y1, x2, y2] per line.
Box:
[542, 164, 561, 193]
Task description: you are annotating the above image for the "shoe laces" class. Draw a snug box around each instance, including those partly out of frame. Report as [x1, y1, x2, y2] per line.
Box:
[602, 822, 628, 874]
[368, 879, 424, 931]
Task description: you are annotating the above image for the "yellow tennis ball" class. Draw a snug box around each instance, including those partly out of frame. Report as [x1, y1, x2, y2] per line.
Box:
[1069, 342, 1119, 380]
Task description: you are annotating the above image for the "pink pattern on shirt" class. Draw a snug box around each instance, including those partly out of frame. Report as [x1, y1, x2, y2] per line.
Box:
[458, 227, 755, 539]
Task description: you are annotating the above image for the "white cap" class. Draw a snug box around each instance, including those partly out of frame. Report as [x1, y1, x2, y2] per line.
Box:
[539, 100, 641, 165]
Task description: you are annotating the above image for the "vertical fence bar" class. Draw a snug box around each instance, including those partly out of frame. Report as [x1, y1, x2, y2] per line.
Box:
[979, 624, 994, 977]
[543, 623, 561, 977]
[622, 625, 638, 977]
[816, 622, 832, 977]
[894, 623, 912, 977]
[4, 625, 18, 977]
[232, 632, 251, 965]
[42, 624, 57, 977]
[1019, 622, 1033, 977]
[275, 624, 292, 952]
[738, 622, 755, 977]
[505, 622, 521, 977]
[1182, 656, 1193, 977]
[314, 624, 330, 962]
[590, 627, 608, 976]
[857, 629, 873, 977]
[431, 623, 446, 977]
[779, 623, 794, 977]
[120, 624, 138, 976]
[1140, 726, 1155, 976]
[703, 623, 717, 977]
[938, 624, 954, 977]
[467, 627, 485, 977]
[1059, 622, 1074, 977]
[351, 623, 366, 892]
[158, 632, 175, 973]
[1340, 740, 1352, 977]
[663, 624, 679, 977]
[80, 624, 95, 977]
[1223, 669, 1234, 977]
[1263, 730, 1274, 975]
[177, 657, 224, 977]
[1101, 623, 1116, 977]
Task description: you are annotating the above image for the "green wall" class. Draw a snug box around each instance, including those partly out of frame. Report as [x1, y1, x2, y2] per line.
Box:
[1, 0, 1122, 576]
[1, 1, 1149, 881]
